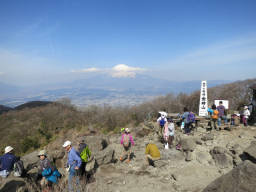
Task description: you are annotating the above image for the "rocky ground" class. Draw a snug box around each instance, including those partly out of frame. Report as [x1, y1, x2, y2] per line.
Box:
[1, 121, 256, 192]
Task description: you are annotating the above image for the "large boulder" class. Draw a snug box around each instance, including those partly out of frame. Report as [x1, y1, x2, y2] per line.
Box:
[95, 147, 115, 166]
[180, 137, 196, 151]
[201, 133, 214, 141]
[243, 141, 256, 163]
[210, 146, 233, 169]
[0, 177, 26, 192]
[82, 135, 110, 153]
[203, 160, 256, 192]
[21, 151, 40, 171]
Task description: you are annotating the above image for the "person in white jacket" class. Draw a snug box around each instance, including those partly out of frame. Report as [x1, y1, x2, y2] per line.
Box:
[243, 106, 250, 126]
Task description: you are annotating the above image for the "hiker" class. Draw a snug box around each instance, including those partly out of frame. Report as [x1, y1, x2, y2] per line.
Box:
[38, 150, 61, 190]
[182, 107, 191, 135]
[163, 121, 169, 149]
[243, 106, 250, 126]
[0, 146, 18, 178]
[145, 141, 160, 166]
[217, 101, 228, 126]
[63, 140, 82, 192]
[78, 139, 91, 177]
[209, 104, 219, 131]
[167, 119, 175, 148]
[157, 113, 167, 137]
[120, 128, 135, 163]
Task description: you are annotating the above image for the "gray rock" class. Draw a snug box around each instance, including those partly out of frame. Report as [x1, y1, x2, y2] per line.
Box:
[154, 160, 166, 168]
[86, 157, 96, 172]
[203, 160, 256, 192]
[0, 177, 26, 192]
[85, 135, 110, 153]
[21, 151, 40, 171]
[95, 147, 115, 166]
[243, 141, 256, 163]
[180, 137, 196, 151]
[210, 146, 233, 169]
[196, 151, 211, 165]
[201, 133, 214, 141]
[185, 151, 193, 161]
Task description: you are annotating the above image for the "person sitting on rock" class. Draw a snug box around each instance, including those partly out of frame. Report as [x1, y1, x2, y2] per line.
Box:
[0, 146, 18, 178]
[120, 128, 135, 163]
[38, 150, 61, 190]
[63, 140, 82, 192]
[145, 141, 161, 166]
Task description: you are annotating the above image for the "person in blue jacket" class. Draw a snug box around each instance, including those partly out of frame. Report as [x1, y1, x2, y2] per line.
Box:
[63, 140, 82, 192]
[38, 150, 61, 190]
[0, 146, 17, 178]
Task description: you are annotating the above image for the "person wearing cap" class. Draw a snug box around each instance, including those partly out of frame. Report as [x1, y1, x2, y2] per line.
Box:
[77, 138, 91, 177]
[145, 142, 161, 166]
[37, 150, 61, 190]
[157, 114, 167, 137]
[63, 140, 82, 192]
[243, 106, 250, 126]
[0, 146, 18, 178]
[120, 128, 135, 163]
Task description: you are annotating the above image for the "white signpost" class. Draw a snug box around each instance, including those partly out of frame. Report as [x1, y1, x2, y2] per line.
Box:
[199, 80, 208, 116]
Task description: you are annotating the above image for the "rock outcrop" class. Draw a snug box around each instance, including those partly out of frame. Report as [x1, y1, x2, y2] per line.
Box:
[203, 160, 256, 192]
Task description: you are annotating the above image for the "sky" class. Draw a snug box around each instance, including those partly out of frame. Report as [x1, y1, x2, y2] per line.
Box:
[0, 0, 256, 86]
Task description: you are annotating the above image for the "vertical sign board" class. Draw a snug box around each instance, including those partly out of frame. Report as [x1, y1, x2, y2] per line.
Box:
[199, 80, 208, 116]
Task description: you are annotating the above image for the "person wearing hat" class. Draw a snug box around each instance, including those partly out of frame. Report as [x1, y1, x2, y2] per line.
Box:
[63, 140, 82, 192]
[120, 128, 135, 163]
[243, 106, 250, 126]
[145, 141, 161, 166]
[77, 138, 91, 177]
[0, 146, 18, 178]
[37, 150, 61, 190]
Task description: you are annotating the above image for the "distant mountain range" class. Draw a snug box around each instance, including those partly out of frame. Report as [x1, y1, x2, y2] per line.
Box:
[0, 75, 231, 107]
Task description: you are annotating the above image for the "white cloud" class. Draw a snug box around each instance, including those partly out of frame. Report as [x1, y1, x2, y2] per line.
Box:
[71, 67, 100, 73]
[71, 64, 146, 78]
[111, 64, 145, 78]
[0, 72, 4, 75]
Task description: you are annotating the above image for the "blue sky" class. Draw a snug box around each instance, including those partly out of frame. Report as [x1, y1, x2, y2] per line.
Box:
[0, 0, 256, 85]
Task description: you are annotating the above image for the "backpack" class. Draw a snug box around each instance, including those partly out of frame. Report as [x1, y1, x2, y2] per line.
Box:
[13, 160, 24, 177]
[159, 117, 166, 126]
[212, 110, 219, 119]
[123, 134, 130, 147]
[188, 112, 195, 123]
[80, 146, 91, 163]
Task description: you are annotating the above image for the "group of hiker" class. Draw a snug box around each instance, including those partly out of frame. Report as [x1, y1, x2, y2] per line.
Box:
[0, 139, 92, 192]
[1, 102, 252, 191]
[0, 130, 161, 191]
[208, 101, 251, 131]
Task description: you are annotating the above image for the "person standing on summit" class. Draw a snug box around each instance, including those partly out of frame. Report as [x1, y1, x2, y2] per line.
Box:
[217, 101, 227, 126]
[63, 140, 82, 192]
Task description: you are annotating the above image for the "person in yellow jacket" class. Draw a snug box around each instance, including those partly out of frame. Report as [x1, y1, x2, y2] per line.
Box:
[145, 142, 160, 166]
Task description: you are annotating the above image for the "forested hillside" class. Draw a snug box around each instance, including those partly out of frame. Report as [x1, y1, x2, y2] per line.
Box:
[0, 78, 255, 155]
